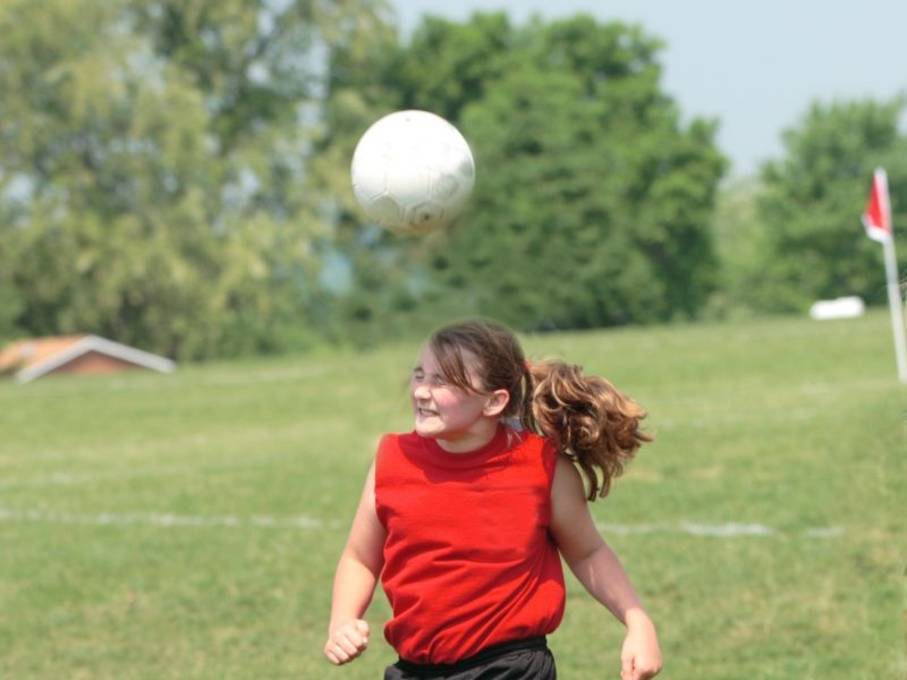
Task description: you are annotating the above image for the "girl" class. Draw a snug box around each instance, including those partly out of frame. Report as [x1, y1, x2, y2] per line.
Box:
[324, 320, 662, 679]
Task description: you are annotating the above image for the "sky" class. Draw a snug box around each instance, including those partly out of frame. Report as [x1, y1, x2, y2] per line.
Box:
[388, 0, 907, 178]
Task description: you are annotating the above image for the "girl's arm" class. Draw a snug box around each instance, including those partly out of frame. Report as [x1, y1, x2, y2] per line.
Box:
[324, 459, 387, 665]
[550, 455, 662, 680]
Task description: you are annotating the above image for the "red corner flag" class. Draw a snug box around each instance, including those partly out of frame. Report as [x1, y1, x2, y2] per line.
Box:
[862, 168, 892, 243]
[860, 166, 907, 383]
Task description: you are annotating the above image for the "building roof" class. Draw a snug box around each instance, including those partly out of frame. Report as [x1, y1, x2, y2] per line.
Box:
[0, 335, 176, 383]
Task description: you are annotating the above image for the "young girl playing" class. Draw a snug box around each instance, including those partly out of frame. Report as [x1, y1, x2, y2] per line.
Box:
[324, 320, 662, 679]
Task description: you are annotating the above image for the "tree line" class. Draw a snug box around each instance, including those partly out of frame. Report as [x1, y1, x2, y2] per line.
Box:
[1, 0, 904, 359]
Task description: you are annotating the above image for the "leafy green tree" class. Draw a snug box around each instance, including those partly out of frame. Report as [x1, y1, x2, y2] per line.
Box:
[752, 97, 907, 312]
[0, 0, 390, 357]
[318, 13, 726, 339]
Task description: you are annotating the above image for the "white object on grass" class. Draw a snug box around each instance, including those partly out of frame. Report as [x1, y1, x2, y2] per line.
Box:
[808, 296, 865, 320]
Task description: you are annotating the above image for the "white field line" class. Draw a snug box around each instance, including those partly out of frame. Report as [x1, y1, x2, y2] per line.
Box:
[596, 521, 843, 539]
[0, 467, 192, 489]
[801, 526, 846, 538]
[0, 455, 300, 489]
[0, 507, 336, 530]
[0, 507, 843, 538]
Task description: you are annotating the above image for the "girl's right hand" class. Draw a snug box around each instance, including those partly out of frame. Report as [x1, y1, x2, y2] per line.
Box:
[324, 619, 370, 665]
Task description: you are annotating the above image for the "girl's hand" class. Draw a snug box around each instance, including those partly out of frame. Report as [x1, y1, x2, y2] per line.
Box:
[324, 619, 370, 665]
[620, 612, 662, 680]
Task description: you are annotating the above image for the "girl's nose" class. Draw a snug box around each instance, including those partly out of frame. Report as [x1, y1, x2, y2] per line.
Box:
[413, 383, 431, 400]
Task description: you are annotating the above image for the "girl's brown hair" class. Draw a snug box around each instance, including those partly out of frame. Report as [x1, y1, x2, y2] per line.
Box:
[428, 319, 651, 500]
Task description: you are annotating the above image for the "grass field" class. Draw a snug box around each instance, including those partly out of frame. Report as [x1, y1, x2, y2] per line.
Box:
[1, 311, 905, 679]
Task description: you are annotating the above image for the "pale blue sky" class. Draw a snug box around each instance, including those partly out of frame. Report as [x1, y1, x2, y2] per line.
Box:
[389, 0, 907, 177]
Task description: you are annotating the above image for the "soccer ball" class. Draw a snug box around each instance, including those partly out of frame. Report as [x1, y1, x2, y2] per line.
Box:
[351, 110, 475, 234]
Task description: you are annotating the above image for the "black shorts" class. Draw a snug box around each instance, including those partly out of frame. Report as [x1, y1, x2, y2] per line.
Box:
[384, 636, 556, 679]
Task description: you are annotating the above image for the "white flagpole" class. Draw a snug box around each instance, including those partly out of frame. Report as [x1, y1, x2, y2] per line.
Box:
[880, 235, 907, 383]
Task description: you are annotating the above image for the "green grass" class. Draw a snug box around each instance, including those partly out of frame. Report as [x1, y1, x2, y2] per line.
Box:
[1, 311, 905, 679]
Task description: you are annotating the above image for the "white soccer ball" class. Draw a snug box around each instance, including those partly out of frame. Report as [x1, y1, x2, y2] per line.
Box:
[351, 110, 475, 234]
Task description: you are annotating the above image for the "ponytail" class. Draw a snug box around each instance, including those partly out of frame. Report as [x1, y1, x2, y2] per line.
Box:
[426, 319, 650, 500]
[524, 361, 651, 500]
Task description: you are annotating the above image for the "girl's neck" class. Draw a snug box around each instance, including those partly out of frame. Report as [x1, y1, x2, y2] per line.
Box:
[435, 418, 500, 454]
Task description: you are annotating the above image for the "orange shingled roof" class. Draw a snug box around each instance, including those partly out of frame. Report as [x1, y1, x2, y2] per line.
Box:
[0, 336, 90, 373]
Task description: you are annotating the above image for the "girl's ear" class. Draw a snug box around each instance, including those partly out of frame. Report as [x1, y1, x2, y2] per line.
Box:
[483, 389, 510, 417]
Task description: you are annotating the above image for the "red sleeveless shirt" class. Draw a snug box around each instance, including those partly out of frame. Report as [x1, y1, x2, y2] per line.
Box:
[374, 424, 565, 664]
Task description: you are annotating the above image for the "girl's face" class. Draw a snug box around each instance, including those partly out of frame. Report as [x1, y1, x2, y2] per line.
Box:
[410, 345, 503, 446]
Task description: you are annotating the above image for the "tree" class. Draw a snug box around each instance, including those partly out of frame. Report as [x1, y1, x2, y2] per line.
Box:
[317, 13, 726, 339]
[752, 97, 907, 312]
[0, 0, 392, 357]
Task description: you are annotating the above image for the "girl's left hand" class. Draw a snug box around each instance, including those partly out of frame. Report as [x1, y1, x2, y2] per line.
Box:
[620, 613, 662, 680]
